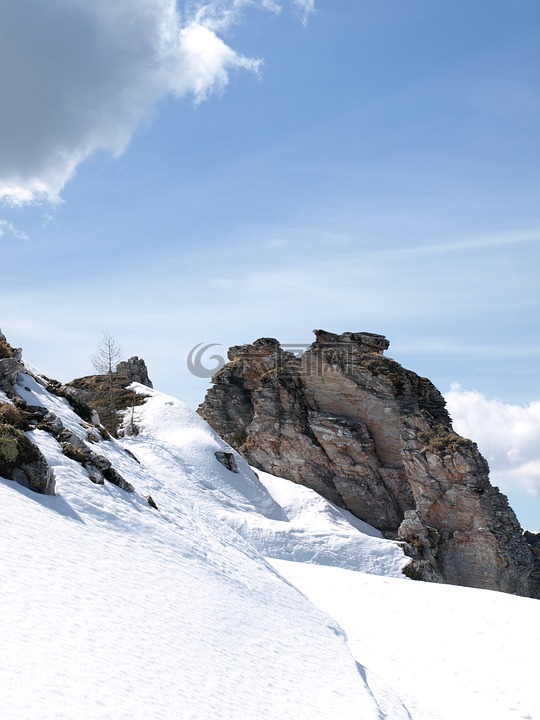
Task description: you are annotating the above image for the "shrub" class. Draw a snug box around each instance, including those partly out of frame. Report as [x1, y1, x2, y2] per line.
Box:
[0, 339, 14, 359]
[0, 424, 41, 473]
[419, 425, 468, 456]
[0, 426, 19, 463]
[363, 356, 407, 395]
[0, 403, 27, 429]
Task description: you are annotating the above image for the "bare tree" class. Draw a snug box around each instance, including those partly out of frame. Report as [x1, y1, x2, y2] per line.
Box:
[91, 331, 123, 435]
[91, 331, 123, 376]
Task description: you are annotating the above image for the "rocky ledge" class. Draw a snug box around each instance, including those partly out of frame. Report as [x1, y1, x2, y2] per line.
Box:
[199, 330, 540, 598]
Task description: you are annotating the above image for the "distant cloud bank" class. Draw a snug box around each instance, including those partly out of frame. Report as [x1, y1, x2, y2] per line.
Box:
[446, 385, 540, 497]
[0, 0, 313, 205]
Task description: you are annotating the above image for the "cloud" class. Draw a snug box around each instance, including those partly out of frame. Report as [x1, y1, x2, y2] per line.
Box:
[293, 0, 315, 23]
[0, 220, 29, 241]
[0, 0, 312, 205]
[445, 385, 540, 497]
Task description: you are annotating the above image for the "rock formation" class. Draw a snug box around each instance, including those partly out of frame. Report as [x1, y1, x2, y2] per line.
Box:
[67, 356, 151, 436]
[199, 330, 540, 598]
[116, 357, 153, 388]
[0, 329, 136, 495]
[0, 330, 24, 397]
[0, 331, 54, 493]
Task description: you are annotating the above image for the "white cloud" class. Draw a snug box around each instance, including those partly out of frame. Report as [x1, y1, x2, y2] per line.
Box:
[0, 220, 29, 241]
[293, 0, 316, 23]
[177, 23, 260, 103]
[192, 1, 283, 32]
[445, 385, 540, 497]
[0, 0, 311, 205]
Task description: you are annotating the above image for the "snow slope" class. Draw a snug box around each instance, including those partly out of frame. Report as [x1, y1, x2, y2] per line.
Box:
[2, 373, 539, 719]
[271, 561, 540, 720]
[1, 375, 411, 719]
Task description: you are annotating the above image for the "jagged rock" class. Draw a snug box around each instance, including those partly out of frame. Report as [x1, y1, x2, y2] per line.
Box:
[397, 510, 444, 583]
[525, 531, 540, 549]
[0, 330, 24, 396]
[146, 494, 159, 510]
[524, 532, 540, 598]
[60, 441, 133, 491]
[44, 379, 95, 423]
[116, 357, 153, 388]
[0, 340, 55, 496]
[101, 465, 134, 492]
[0, 424, 55, 494]
[215, 451, 239, 473]
[199, 329, 540, 598]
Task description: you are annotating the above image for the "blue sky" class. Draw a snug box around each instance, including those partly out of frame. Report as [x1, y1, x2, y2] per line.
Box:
[1, 0, 539, 527]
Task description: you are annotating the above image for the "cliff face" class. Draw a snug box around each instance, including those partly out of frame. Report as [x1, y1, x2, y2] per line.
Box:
[199, 330, 540, 597]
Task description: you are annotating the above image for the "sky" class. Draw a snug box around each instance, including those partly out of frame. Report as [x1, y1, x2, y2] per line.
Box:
[0, 0, 539, 528]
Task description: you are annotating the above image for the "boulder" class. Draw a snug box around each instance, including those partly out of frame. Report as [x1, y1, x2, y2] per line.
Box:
[0, 424, 55, 494]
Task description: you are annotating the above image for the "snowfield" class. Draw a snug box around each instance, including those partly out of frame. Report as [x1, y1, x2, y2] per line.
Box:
[1, 375, 539, 719]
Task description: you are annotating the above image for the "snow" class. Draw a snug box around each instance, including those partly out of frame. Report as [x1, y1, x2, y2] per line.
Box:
[16, 371, 93, 441]
[0, 378, 408, 719]
[1, 374, 539, 719]
[271, 561, 540, 720]
[120, 385, 408, 578]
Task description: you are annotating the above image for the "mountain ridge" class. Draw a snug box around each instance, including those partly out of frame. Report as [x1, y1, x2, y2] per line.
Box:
[1, 327, 540, 719]
[198, 329, 540, 597]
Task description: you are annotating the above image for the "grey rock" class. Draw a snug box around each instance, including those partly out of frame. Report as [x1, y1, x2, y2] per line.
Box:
[85, 464, 105, 485]
[61, 442, 134, 492]
[0, 330, 24, 395]
[116, 357, 153, 388]
[525, 531, 540, 549]
[215, 451, 239, 473]
[1, 428, 55, 495]
[101, 465, 134, 492]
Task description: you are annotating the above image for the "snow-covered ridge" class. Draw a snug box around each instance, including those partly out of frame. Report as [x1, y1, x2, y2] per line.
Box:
[1, 363, 411, 719]
[1, 362, 539, 720]
[122, 383, 409, 578]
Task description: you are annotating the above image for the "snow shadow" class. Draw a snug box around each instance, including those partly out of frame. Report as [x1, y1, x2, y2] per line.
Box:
[0, 477, 84, 523]
[355, 662, 414, 720]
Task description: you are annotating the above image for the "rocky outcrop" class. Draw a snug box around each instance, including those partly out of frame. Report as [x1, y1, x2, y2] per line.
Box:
[0, 330, 24, 397]
[0, 419, 55, 494]
[199, 330, 540, 598]
[116, 357, 153, 388]
[525, 532, 540, 598]
[0, 329, 136, 495]
[61, 439, 134, 492]
[67, 357, 150, 436]
[0, 332, 54, 494]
